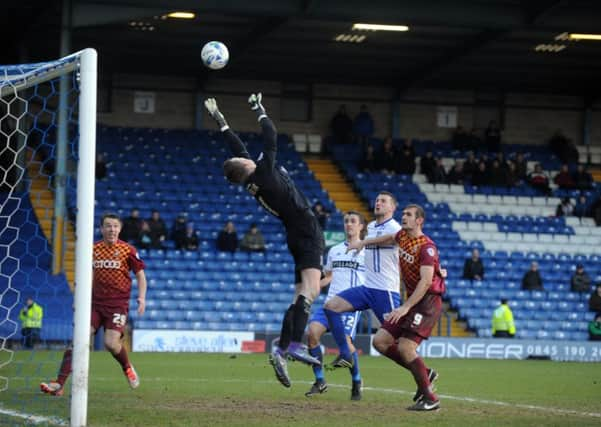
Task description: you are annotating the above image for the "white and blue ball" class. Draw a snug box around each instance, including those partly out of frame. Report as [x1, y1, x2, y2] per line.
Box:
[201, 41, 229, 70]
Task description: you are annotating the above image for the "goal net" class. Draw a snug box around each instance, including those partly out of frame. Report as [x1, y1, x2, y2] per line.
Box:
[0, 49, 97, 426]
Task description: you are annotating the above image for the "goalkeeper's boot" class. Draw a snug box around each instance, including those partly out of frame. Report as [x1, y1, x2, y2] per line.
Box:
[407, 397, 440, 411]
[304, 379, 328, 397]
[125, 364, 140, 389]
[269, 347, 291, 388]
[204, 98, 229, 130]
[40, 381, 64, 396]
[413, 368, 438, 402]
[351, 380, 362, 401]
[287, 341, 321, 366]
[248, 93, 267, 120]
[327, 354, 353, 370]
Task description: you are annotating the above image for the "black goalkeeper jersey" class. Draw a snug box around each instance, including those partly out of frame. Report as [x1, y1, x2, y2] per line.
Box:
[224, 118, 312, 228]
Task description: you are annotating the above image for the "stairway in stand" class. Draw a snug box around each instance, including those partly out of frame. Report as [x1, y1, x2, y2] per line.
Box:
[26, 150, 76, 288]
[303, 157, 372, 220]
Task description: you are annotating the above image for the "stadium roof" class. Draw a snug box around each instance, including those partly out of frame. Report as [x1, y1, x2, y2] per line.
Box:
[3, 0, 601, 96]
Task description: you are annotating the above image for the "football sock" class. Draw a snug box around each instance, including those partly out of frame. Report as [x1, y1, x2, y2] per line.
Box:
[56, 349, 72, 385]
[383, 343, 410, 368]
[350, 351, 361, 382]
[291, 295, 311, 342]
[278, 305, 295, 350]
[309, 346, 324, 381]
[112, 346, 131, 371]
[408, 357, 437, 401]
[324, 309, 352, 360]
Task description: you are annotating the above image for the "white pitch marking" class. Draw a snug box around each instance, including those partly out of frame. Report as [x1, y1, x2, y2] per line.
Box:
[0, 406, 67, 426]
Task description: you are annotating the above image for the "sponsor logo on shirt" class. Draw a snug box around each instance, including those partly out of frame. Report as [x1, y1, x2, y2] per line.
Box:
[332, 260, 360, 269]
[399, 247, 415, 264]
[93, 260, 122, 269]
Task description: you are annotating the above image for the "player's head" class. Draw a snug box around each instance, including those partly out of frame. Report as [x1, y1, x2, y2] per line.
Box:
[401, 204, 425, 233]
[100, 213, 122, 244]
[223, 157, 257, 184]
[343, 211, 367, 240]
[373, 191, 397, 220]
[501, 298, 508, 305]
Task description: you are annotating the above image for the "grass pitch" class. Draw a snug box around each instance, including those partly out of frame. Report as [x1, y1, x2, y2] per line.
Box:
[1, 351, 600, 426]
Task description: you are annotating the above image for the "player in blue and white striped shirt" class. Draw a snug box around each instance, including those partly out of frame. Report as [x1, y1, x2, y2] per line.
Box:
[305, 211, 367, 400]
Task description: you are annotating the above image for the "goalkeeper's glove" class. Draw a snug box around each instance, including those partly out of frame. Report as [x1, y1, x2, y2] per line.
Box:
[204, 98, 229, 131]
[248, 93, 267, 121]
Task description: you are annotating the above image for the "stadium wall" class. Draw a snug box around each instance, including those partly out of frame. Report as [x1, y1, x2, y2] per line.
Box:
[97, 73, 601, 146]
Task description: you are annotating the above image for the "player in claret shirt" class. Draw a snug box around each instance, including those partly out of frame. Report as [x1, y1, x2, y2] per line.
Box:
[40, 213, 147, 396]
[347, 204, 445, 411]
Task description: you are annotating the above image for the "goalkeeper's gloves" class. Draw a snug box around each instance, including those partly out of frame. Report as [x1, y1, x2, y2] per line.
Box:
[204, 98, 229, 131]
[248, 93, 267, 121]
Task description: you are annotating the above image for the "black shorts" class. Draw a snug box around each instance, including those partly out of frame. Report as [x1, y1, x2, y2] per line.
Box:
[285, 210, 325, 283]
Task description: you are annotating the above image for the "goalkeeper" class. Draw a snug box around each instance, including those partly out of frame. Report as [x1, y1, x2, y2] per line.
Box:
[205, 94, 324, 388]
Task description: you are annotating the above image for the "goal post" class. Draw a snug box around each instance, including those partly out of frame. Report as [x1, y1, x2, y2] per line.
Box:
[0, 48, 97, 427]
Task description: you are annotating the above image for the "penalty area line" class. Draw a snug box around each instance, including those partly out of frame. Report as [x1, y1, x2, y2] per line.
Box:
[0, 406, 67, 426]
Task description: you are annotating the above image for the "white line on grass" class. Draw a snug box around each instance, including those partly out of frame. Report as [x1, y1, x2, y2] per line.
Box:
[0, 406, 67, 426]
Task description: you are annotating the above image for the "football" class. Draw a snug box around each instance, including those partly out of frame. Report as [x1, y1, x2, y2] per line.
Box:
[201, 41, 229, 70]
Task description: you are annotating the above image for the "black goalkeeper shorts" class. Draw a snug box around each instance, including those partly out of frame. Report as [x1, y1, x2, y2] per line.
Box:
[285, 210, 325, 284]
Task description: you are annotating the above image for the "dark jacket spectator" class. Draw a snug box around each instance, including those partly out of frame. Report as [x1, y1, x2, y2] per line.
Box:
[555, 197, 573, 217]
[471, 161, 489, 187]
[505, 161, 520, 187]
[488, 160, 506, 187]
[95, 153, 107, 180]
[589, 284, 601, 314]
[592, 196, 601, 226]
[452, 126, 470, 150]
[396, 142, 416, 175]
[180, 223, 199, 251]
[330, 104, 353, 145]
[571, 264, 591, 293]
[463, 152, 478, 180]
[312, 202, 330, 230]
[359, 144, 377, 172]
[468, 128, 482, 151]
[522, 261, 543, 290]
[353, 104, 374, 145]
[240, 223, 266, 252]
[548, 129, 579, 164]
[121, 208, 143, 243]
[447, 160, 465, 185]
[420, 150, 436, 177]
[216, 221, 238, 252]
[463, 249, 484, 280]
[554, 164, 576, 189]
[171, 213, 188, 249]
[573, 165, 593, 190]
[513, 153, 528, 180]
[428, 158, 447, 184]
[484, 120, 501, 153]
[137, 221, 154, 249]
[573, 195, 589, 219]
[375, 137, 397, 174]
[147, 210, 167, 248]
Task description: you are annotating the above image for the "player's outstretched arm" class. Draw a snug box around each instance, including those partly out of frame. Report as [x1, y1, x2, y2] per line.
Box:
[248, 93, 267, 121]
[204, 98, 229, 131]
[346, 233, 396, 253]
[249, 92, 277, 167]
[135, 270, 147, 315]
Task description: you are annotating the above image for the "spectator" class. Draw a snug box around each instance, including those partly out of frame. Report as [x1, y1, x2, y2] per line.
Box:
[494, 152, 508, 170]
[121, 208, 143, 244]
[571, 263, 591, 293]
[216, 221, 238, 252]
[447, 160, 465, 185]
[589, 284, 601, 314]
[522, 261, 543, 290]
[95, 153, 107, 180]
[573, 195, 589, 219]
[588, 314, 601, 341]
[505, 160, 520, 188]
[180, 223, 199, 251]
[554, 164, 576, 189]
[312, 202, 330, 230]
[491, 299, 515, 338]
[330, 104, 353, 145]
[528, 163, 551, 196]
[428, 158, 447, 184]
[358, 143, 377, 172]
[137, 221, 154, 249]
[419, 150, 436, 178]
[463, 151, 478, 180]
[451, 126, 470, 150]
[463, 248, 484, 281]
[471, 161, 489, 187]
[573, 164, 593, 190]
[548, 129, 578, 164]
[555, 197, 573, 217]
[488, 160, 506, 187]
[468, 128, 482, 152]
[352, 104, 374, 147]
[147, 210, 167, 249]
[19, 297, 43, 349]
[484, 120, 501, 153]
[375, 137, 396, 174]
[171, 213, 188, 249]
[396, 140, 416, 175]
[513, 152, 528, 181]
[240, 223, 266, 252]
[591, 196, 601, 226]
